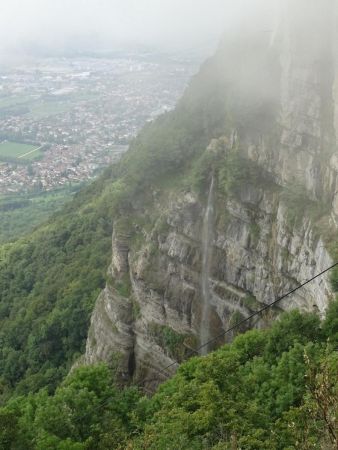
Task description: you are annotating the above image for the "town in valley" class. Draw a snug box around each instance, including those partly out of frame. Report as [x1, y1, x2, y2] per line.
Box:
[0, 52, 197, 193]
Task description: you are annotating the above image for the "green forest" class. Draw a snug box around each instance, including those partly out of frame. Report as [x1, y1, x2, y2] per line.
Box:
[1, 306, 337, 449]
[0, 35, 337, 450]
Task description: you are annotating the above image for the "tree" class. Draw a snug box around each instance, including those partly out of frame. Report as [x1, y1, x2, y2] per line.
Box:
[0, 408, 18, 450]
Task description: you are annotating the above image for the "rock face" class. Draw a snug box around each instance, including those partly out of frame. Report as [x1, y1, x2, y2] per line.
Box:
[83, 0, 338, 388]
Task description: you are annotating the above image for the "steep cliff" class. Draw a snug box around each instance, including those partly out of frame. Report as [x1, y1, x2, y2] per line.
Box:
[83, 0, 338, 388]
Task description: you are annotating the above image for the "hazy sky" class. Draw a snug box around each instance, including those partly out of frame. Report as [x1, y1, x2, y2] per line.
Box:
[0, 0, 278, 58]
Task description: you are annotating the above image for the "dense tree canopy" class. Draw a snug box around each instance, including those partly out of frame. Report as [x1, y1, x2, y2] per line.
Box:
[0, 305, 337, 449]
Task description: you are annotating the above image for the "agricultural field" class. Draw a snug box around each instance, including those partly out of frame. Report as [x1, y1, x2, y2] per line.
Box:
[0, 92, 96, 121]
[0, 140, 42, 161]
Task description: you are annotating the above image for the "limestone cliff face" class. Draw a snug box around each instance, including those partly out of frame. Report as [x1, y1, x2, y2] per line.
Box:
[83, 0, 338, 388]
[83, 164, 333, 388]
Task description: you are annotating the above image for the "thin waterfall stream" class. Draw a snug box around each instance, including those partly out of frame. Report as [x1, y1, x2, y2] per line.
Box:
[200, 175, 215, 355]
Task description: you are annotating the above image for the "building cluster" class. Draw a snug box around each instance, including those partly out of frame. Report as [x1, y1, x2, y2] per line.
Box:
[0, 54, 196, 193]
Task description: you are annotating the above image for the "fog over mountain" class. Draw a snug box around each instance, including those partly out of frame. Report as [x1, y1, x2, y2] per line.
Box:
[0, 0, 278, 60]
[1, 0, 338, 447]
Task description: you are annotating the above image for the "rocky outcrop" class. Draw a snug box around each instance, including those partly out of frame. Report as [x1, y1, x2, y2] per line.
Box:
[82, 0, 338, 389]
[83, 171, 334, 388]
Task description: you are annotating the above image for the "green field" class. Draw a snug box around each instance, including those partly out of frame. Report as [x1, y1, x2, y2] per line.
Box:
[0, 91, 97, 120]
[0, 141, 42, 161]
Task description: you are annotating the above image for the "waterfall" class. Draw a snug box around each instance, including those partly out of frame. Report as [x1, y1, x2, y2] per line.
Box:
[200, 175, 215, 356]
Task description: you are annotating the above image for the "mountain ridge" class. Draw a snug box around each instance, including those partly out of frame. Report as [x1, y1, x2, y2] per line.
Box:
[1, 0, 338, 399]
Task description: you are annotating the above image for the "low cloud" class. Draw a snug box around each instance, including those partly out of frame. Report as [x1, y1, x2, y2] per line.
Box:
[0, 0, 279, 59]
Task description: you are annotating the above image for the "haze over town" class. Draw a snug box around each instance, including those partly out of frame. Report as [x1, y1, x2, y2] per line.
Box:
[0, 0, 282, 238]
[0, 0, 278, 60]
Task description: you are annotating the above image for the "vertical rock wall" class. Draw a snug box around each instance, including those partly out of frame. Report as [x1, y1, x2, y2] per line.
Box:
[82, 0, 338, 389]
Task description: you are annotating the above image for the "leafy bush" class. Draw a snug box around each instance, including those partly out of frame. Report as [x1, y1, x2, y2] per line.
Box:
[1, 306, 337, 449]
